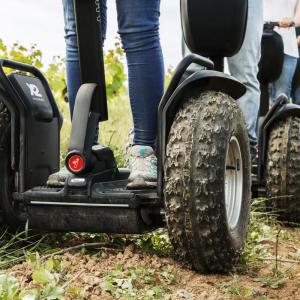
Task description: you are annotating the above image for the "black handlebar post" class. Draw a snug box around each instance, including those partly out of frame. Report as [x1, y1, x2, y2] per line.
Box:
[264, 21, 295, 30]
[265, 21, 280, 28]
[73, 0, 108, 121]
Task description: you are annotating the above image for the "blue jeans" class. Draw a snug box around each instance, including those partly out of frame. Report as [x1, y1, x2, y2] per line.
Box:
[227, 0, 263, 148]
[271, 54, 298, 102]
[293, 86, 300, 105]
[62, 0, 164, 149]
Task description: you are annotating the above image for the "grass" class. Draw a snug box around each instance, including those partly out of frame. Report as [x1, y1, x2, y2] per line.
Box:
[0, 228, 48, 271]
[100, 95, 132, 166]
[100, 264, 179, 299]
[0, 197, 298, 299]
[237, 197, 284, 273]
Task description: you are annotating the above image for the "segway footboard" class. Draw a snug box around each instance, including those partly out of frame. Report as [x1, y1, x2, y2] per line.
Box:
[19, 179, 163, 233]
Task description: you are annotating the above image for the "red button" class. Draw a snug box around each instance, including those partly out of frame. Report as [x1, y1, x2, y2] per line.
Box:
[68, 155, 84, 172]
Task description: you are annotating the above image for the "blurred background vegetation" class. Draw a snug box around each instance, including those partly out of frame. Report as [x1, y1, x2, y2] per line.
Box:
[0, 38, 132, 166]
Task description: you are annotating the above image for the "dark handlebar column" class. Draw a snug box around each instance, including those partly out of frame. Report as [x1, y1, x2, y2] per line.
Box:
[65, 1, 108, 174]
[73, 0, 108, 121]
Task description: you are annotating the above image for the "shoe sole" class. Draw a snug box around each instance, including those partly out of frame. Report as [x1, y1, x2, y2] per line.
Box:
[47, 175, 68, 187]
[127, 177, 157, 189]
[46, 179, 66, 187]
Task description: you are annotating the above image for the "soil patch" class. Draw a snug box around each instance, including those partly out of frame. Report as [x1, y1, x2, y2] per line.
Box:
[7, 227, 300, 299]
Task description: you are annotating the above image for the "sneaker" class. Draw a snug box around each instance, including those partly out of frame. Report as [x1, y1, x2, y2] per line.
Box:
[47, 166, 71, 187]
[127, 145, 157, 189]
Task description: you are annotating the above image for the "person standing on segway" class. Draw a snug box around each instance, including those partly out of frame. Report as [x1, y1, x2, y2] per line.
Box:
[227, 0, 263, 163]
[48, 0, 164, 188]
[264, 0, 300, 102]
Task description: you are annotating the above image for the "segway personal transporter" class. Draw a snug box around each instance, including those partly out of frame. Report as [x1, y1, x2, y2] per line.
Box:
[253, 21, 300, 223]
[0, 0, 250, 273]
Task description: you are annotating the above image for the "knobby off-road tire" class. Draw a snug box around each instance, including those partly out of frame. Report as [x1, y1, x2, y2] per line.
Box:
[0, 101, 23, 227]
[266, 117, 300, 223]
[164, 90, 251, 273]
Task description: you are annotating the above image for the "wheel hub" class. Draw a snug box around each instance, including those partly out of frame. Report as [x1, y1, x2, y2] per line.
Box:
[225, 136, 243, 230]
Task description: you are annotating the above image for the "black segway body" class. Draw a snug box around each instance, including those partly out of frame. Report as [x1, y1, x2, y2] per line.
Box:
[258, 25, 284, 85]
[0, 60, 61, 192]
[0, 0, 252, 272]
[181, 0, 247, 57]
[255, 95, 300, 190]
[253, 22, 300, 222]
[0, 59, 163, 233]
[254, 93, 300, 222]
[258, 23, 284, 117]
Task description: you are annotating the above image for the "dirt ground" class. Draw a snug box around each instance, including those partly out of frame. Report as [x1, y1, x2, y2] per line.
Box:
[7, 226, 300, 300]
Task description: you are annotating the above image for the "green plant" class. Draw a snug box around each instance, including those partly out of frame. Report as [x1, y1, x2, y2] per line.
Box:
[101, 264, 179, 299]
[131, 229, 173, 257]
[0, 39, 43, 70]
[217, 275, 255, 299]
[105, 41, 126, 98]
[253, 273, 287, 290]
[0, 274, 20, 300]
[0, 257, 83, 300]
[0, 229, 47, 270]
[237, 197, 281, 273]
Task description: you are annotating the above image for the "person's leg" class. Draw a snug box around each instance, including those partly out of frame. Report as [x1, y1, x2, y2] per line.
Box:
[271, 54, 298, 101]
[116, 0, 164, 188]
[293, 85, 300, 105]
[62, 0, 80, 118]
[227, 0, 263, 157]
[116, 0, 164, 149]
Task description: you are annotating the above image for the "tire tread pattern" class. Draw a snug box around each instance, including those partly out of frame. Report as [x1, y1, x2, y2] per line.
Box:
[266, 117, 300, 223]
[164, 91, 251, 273]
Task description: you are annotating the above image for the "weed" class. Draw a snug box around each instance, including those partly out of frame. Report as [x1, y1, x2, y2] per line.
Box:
[101, 264, 179, 299]
[217, 275, 255, 298]
[237, 197, 285, 273]
[130, 229, 174, 257]
[253, 274, 287, 290]
[0, 229, 49, 270]
[0, 257, 83, 300]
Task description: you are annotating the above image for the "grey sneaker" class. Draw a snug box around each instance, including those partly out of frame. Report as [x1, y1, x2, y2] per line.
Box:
[127, 145, 157, 189]
[47, 166, 71, 187]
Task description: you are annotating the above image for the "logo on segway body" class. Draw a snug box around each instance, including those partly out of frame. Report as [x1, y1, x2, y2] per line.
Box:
[68, 155, 85, 173]
[95, 0, 100, 22]
[26, 83, 44, 101]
